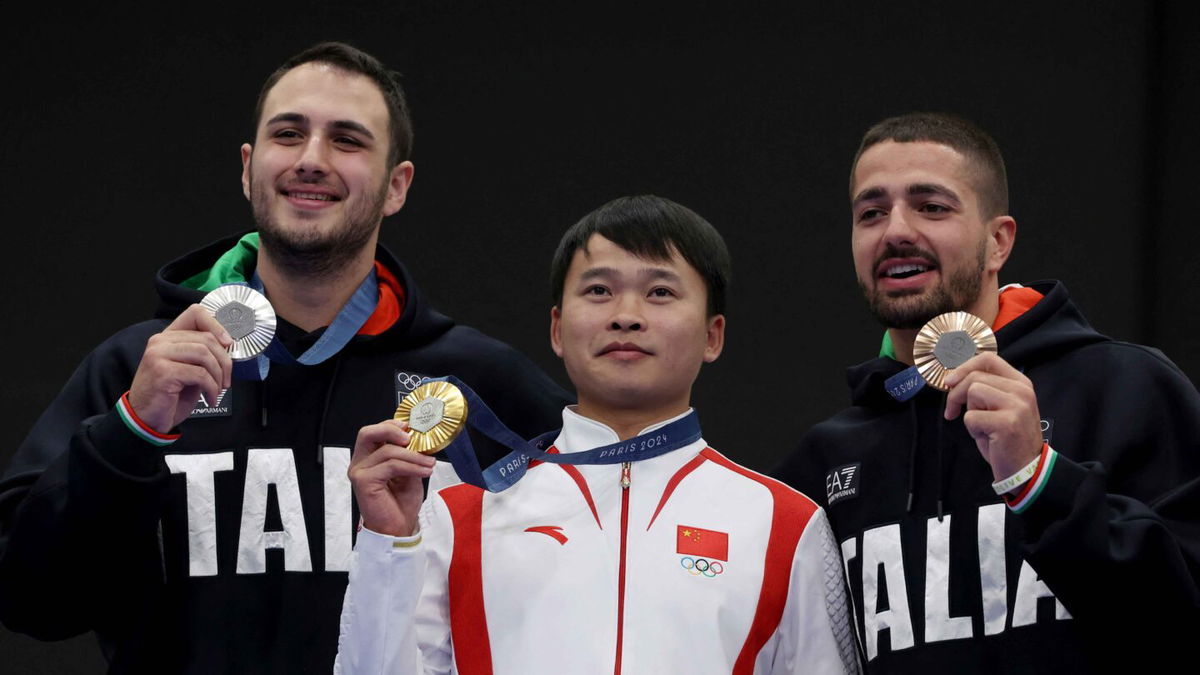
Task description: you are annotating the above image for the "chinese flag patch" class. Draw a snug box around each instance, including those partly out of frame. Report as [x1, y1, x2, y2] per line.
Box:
[676, 525, 729, 561]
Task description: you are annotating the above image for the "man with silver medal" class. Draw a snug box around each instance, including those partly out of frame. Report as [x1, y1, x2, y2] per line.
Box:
[335, 196, 860, 674]
[773, 113, 1200, 671]
[0, 43, 569, 673]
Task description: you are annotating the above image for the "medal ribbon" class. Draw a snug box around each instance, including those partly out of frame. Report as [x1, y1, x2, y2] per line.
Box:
[885, 366, 927, 402]
[228, 268, 379, 380]
[430, 376, 703, 493]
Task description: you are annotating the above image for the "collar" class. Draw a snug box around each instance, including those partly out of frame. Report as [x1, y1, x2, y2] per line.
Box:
[553, 407, 697, 455]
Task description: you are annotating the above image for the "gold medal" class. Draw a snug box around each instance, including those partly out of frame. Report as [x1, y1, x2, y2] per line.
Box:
[912, 311, 997, 390]
[394, 380, 468, 454]
[199, 285, 277, 361]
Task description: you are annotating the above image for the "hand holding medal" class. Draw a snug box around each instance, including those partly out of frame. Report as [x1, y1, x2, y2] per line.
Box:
[936, 321, 1044, 483]
[126, 304, 237, 434]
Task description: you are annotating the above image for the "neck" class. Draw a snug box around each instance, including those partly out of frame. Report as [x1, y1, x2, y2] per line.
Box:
[256, 243, 376, 332]
[888, 286, 1001, 365]
[573, 398, 691, 441]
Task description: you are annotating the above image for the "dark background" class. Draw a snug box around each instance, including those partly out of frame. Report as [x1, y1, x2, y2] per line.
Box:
[4, 1, 1198, 671]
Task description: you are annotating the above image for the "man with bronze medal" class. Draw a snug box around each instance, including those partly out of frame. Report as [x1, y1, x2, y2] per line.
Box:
[335, 196, 859, 673]
[0, 43, 569, 672]
[773, 113, 1200, 670]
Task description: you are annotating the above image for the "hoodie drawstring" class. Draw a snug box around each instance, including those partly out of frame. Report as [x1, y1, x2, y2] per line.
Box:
[906, 401, 918, 513]
[315, 355, 344, 464]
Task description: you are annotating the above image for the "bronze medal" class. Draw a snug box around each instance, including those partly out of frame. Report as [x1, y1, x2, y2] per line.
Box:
[912, 311, 997, 390]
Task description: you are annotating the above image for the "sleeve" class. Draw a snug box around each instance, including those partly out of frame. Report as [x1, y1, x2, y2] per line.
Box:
[335, 493, 455, 675]
[1015, 346, 1200, 632]
[771, 508, 861, 674]
[0, 322, 171, 640]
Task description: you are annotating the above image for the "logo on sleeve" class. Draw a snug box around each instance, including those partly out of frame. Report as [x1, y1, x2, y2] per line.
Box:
[189, 388, 232, 418]
[393, 371, 431, 405]
[826, 462, 861, 506]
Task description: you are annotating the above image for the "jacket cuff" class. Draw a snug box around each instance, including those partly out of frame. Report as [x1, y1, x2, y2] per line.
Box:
[1011, 449, 1090, 533]
[356, 525, 424, 556]
[82, 406, 173, 480]
[115, 391, 181, 446]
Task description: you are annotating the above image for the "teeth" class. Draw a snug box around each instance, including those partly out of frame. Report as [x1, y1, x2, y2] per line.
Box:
[291, 192, 334, 201]
[885, 263, 928, 277]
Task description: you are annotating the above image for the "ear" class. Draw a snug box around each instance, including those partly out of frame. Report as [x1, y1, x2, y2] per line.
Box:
[382, 161, 416, 217]
[550, 306, 564, 358]
[702, 314, 726, 363]
[240, 143, 253, 201]
[987, 215, 1017, 274]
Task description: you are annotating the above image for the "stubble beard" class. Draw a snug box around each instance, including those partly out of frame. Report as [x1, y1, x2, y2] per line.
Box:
[250, 172, 388, 280]
[860, 239, 987, 330]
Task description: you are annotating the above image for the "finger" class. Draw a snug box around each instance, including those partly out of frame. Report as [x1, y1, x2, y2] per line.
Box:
[961, 408, 1038, 448]
[352, 420, 417, 461]
[169, 304, 234, 348]
[351, 448, 437, 481]
[150, 341, 229, 401]
[944, 371, 1026, 417]
[943, 352, 1023, 388]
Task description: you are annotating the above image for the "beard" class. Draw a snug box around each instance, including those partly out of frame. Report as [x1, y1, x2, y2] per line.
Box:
[859, 240, 987, 330]
[249, 171, 388, 279]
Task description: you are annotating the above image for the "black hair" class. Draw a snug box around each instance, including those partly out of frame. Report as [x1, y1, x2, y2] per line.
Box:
[852, 112, 1008, 218]
[253, 41, 413, 167]
[550, 195, 731, 316]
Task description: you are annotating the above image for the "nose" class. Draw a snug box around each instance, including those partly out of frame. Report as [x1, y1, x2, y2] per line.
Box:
[294, 136, 331, 177]
[609, 293, 645, 332]
[881, 205, 920, 247]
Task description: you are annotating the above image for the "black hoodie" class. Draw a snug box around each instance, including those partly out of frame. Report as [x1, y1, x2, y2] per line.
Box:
[0, 233, 572, 674]
[773, 280, 1200, 672]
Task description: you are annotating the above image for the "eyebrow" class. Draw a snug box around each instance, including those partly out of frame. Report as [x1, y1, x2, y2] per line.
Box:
[578, 266, 683, 284]
[264, 113, 376, 140]
[907, 182, 961, 206]
[851, 183, 963, 208]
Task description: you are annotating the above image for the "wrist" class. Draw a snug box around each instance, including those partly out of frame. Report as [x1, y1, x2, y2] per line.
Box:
[991, 441, 1049, 495]
[116, 392, 180, 447]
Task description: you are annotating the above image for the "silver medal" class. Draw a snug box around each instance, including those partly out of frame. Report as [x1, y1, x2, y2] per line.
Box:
[200, 285, 277, 361]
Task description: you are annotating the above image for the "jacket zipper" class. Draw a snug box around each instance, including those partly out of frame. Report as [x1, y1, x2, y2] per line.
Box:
[615, 461, 631, 675]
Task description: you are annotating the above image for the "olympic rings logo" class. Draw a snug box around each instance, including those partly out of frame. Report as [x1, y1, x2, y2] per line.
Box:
[395, 372, 429, 392]
[680, 556, 725, 577]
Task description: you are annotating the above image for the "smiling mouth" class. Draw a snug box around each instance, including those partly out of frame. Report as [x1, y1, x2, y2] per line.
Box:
[282, 189, 341, 202]
[879, 262, 934, 280]
[598, 342, 652, 356]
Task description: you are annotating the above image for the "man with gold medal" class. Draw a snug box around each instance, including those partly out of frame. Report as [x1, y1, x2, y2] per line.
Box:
[336, 196, 859, 673]
[774, 113, 1200, 671]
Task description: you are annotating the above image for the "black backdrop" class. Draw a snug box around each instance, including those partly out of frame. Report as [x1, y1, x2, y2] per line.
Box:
[4, 2, 1199, 671]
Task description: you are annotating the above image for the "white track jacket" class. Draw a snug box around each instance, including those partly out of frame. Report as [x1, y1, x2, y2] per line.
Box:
[335, 408, 859, 674]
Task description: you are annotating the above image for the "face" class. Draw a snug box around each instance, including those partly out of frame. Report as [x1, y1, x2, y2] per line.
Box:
[240, 63, 413, 271]
[851, 140, 1008, 329]
[550, 235, 725, 419]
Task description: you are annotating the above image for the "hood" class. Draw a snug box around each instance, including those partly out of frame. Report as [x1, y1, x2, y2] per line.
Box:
[152, 231, 456, 351]
[847, 280, 1111, 408]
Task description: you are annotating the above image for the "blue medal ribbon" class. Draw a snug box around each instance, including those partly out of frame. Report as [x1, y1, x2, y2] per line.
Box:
[885, 365, 927, 402]
[430, 376, 703, 493]
[228, 268, 379, 381]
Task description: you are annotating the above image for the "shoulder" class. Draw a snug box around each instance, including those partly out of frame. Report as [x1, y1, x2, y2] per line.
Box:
[700, 447, 821, 522]
[1032, 338, 1195, 396]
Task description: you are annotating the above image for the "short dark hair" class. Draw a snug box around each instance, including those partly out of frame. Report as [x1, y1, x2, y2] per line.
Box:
[253, 42, 413, 167]
[851, 112, 1008, 218]
[550, 195, 732, 316]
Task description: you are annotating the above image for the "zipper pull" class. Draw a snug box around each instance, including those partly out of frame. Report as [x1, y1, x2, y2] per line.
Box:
[621, 462, 631, 489]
